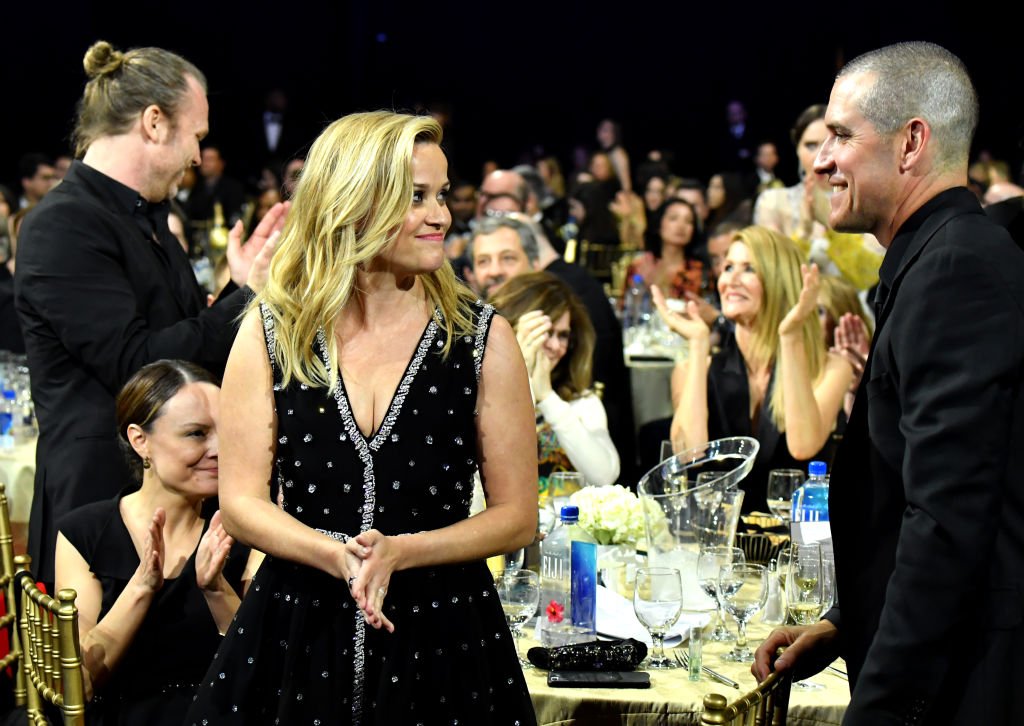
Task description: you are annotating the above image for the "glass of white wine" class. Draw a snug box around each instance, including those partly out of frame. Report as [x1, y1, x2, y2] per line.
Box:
[719, 563, 768, 662]
[787, 542, 823, 625]
[495, 569, 540, 668]
[633, 567, 684, 669]
[787, 543, 825, 690]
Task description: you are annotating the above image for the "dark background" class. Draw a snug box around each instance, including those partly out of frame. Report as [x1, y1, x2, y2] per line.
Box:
[3, 1, 1022, 189]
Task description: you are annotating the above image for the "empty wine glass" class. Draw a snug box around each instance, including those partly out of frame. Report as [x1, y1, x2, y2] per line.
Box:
[495, 569, 540, 668]
[633, 567, 683, 669]
[766, 469, 804, 522]
[719, 563, 768, 662]
[696, 546, 745, 642]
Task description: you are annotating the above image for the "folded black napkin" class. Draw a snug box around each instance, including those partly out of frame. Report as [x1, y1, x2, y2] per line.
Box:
[527, 638, 648, 671]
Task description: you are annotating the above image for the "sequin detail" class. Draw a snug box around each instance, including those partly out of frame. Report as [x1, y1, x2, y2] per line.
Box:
[260, 302, 277, 371]
[473, 302, 495, 382]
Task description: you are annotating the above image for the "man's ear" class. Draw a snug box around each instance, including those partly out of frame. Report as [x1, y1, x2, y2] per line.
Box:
[899, 118, 930, 173]
[141, 104, 166, 143]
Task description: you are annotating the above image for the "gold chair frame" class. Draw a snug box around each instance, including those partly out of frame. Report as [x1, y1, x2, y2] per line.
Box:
[15, 554, 86, 725]
[0, 482, 28, 706]
[701, 668, 791, 725]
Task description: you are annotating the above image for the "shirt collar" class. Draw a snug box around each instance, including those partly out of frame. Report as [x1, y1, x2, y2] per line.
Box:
[70, 160, 171, 237]
[878, 187, 972, 290]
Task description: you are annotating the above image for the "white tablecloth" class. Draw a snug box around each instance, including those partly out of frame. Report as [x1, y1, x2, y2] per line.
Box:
[0, 438, 36, 523]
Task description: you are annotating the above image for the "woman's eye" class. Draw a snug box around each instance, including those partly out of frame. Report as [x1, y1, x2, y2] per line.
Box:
[412, 191, 424, 204]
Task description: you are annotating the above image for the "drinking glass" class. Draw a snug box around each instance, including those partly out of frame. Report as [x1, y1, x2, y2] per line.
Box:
[495, 569, 540, 668]
[766, 469, 805, 522]
[549, 471, 585, 497]
[786, 542, 823, 626]
[504, 548, 526, 572]
[719, 563, 768, 662]
[696, 546, 745, 642]
[633, 567, 684, 669]
[659, 439, 674, 462]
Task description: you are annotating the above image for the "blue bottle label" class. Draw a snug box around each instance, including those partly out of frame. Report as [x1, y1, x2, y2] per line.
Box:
[570, 541, 597, 633]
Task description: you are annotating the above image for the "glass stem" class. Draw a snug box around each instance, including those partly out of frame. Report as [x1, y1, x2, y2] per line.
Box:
[651, 632, 665, 661]
[513, 628, 523, 660]
[718, 602, 729, 631]
[735, 619, 748, 650]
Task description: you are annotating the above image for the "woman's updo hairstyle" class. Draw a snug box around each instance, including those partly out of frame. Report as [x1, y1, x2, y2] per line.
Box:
[73, 40, 207, 157]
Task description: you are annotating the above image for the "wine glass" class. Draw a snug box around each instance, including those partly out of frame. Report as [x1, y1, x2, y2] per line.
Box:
[504, 548, 526, 572]
[766, 469, 804, 522]
[787, 542, 823, 625]
[696, 546, 745, 642]
[718, 563, 768, 662]
[549, 471, 585, 497]
[495, 569, 540, 668]
[659, 439, 674, 462]
[787, 543, 825, 690]
[633, 567, 683, 669]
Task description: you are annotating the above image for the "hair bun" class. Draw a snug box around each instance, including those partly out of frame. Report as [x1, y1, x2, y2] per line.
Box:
[83, 41, 125, 78]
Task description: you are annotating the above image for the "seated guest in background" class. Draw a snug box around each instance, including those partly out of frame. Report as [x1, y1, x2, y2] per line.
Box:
[470, 212, 636, 481]
[754, 103, 884, 291]
[18, 153, 58, 209]
[55, 359, 261, 725]
[0, 208, 28, 353]
[626, 198, 706, 301]
[654, 226, 852, 511]
[705, 171, 754, 231]
[492, 271, 620, 495]
[186, 144, 247, 226]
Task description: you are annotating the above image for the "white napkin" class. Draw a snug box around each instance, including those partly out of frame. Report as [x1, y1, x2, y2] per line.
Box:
[595, 585, 711, 647]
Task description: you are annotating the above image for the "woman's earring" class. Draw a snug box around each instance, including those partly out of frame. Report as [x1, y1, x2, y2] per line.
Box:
[143, 457, 151, 470]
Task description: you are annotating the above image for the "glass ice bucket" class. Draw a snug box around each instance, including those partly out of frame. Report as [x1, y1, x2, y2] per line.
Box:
[637, 436, 759, 612]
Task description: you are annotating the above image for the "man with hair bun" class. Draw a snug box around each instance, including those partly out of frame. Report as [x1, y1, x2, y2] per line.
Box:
[14, 40, 287, 584]
[753, 42, 1024, 724]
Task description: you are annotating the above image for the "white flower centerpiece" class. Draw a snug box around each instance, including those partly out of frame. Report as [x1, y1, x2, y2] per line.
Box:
[568, 485, 651, 597]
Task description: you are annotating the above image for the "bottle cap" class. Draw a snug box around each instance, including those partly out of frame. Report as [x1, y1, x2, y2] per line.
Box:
[559, 505, 580, 522]
[808, 460, 827, 477]
[631, 274, 644, 284]
[2, 390, 15, 401]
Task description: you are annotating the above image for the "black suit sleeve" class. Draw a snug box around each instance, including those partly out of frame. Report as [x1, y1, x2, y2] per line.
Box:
[16, 199, 250, 394]
[846, 240, 1024, 721]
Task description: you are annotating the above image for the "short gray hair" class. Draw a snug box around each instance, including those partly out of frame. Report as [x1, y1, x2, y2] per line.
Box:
[467, 213, 541, 266]
[839, 42, 977, 170]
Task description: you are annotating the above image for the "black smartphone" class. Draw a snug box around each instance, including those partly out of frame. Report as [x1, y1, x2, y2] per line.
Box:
[547, 671, 651, 689]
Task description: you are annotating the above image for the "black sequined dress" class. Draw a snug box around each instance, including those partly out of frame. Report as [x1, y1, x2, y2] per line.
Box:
[185, 302, 536, 725]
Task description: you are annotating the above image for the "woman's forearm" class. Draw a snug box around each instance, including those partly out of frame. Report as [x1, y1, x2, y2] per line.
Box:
[201, 574, 242, 635]
[779, 332, 830, 459]
[80, 580, 154, 691]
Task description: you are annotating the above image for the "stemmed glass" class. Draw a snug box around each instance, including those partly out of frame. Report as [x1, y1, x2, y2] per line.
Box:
[787, 542, 823, 625]
[633, 567, 684, 669]
[766, 469, 805, 522]
[787, 543, 825, 690]
[495, 569, 540, 668]
[719, 563, 768, 662]
[504, 548, 526, 572]
[697, 546, 745, 642]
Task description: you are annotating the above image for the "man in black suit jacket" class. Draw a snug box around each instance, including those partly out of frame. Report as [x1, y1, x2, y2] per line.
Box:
[754, 42, 1024, 724]
[14, 41, 285, 584]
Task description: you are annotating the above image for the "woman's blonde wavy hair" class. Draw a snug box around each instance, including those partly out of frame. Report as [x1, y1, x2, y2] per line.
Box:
[253, 111, 477, 392]
[732, 226, 826, 431]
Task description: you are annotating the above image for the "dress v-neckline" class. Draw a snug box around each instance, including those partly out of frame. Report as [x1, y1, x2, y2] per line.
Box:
[320, 308, 440, 450]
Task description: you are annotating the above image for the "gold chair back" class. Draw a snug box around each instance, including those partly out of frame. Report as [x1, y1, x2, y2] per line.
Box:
[15, 554, 86, 725]
[700, 668, 791, 725]
[0, 482, 28, 706]
[736, 532, 787, 566]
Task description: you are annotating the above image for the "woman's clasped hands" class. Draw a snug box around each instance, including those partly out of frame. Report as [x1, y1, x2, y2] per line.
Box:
[514, 309, 556, 402]
[344, 530, 398, 633]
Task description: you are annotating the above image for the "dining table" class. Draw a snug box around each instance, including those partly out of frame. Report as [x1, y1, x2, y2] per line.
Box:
[0, 436, 37, 553]
[523, 620, 849, 726]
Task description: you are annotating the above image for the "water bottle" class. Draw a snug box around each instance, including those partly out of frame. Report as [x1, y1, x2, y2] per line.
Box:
[0, 389, 16, 448]
[623, 274, 650, 341]
[540, 505, 593, 646]
[792, 460, 830, 523]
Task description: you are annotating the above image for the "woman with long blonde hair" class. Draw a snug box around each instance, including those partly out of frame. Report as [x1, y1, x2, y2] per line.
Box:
[654, 225, 852, 511]
[187, 111, 538, 724]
